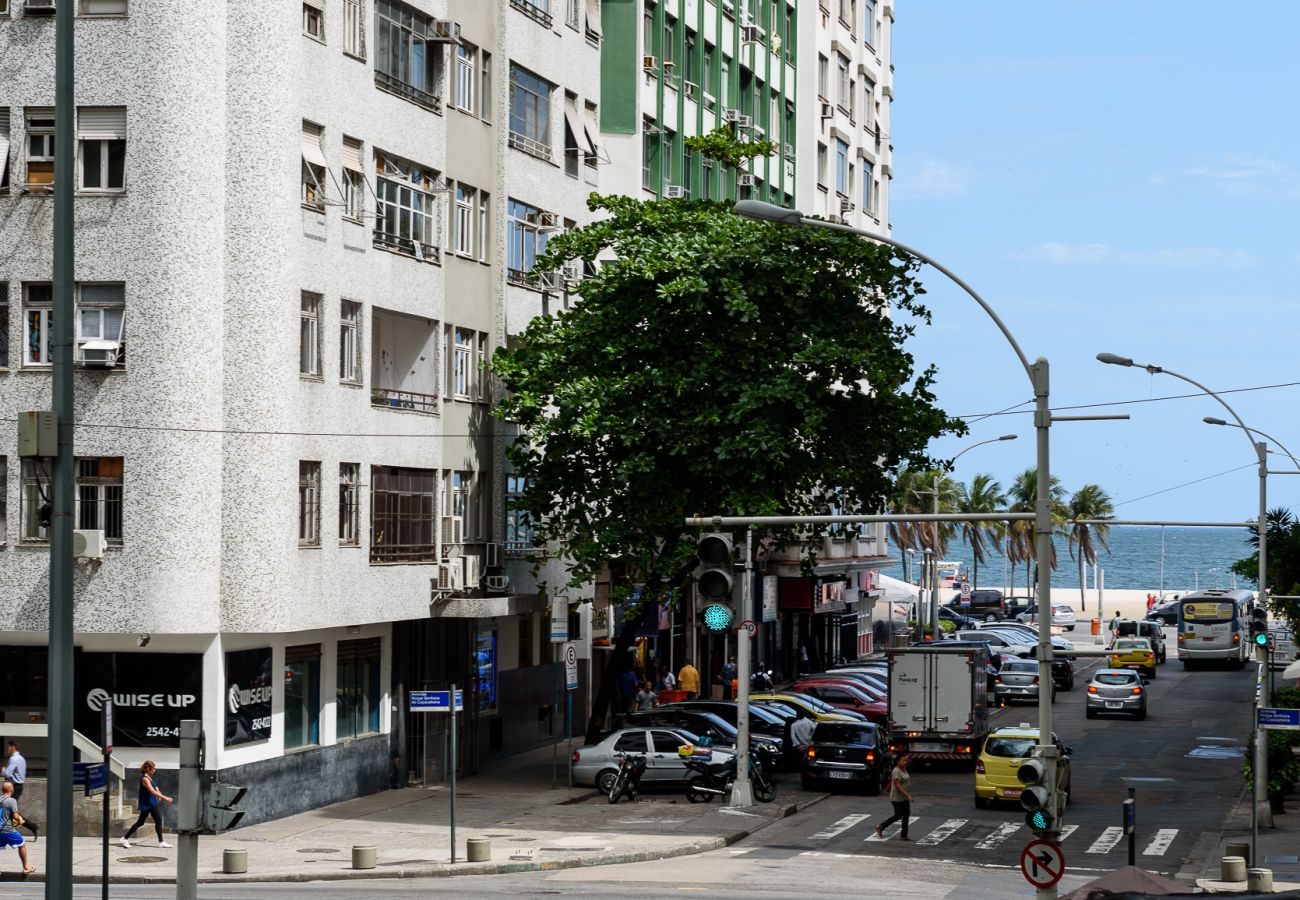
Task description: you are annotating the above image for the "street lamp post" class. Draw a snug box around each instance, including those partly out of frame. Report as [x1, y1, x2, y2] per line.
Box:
[1098, 353, 1273, 864]
[930, 435, 1019, 638]
[735, 200, 1063, 897]
[1204, 418, 1300, 473]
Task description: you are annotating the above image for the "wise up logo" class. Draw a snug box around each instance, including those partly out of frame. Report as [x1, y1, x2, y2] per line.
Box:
[86, 687, 197, 711]
[227, 683, 272, 714]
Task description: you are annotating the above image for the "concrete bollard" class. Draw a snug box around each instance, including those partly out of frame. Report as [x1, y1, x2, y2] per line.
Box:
[352, 845, 376, 870]
[466, 837, 491, 862]
[1247, 868, 1274, 892]
[223, 848, 248, 875]
[1220, 855, 1247, 882]
[1226, 841, 1251, 866]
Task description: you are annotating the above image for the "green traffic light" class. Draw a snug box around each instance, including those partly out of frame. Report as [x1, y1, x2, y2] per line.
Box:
[1255, 632, 1270, 646]
[701, 603, 734, 632]
[1027, 809, 1051, 831]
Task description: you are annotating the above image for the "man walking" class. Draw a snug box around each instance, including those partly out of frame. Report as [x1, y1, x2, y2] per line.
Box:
[875, 754, 913, 841]
[677, 658, 700, 700]
[3, 742, 37, 841]
[0, 781, 35, 875]
[790, 715, 815, 754]
[1108, 610, 1123, 642]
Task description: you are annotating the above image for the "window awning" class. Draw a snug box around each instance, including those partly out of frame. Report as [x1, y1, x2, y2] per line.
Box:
[301, 124, 327, 168]
[303, 0, 324, 8]
[582, 125, 599, 158]
[78, 106, 127, 140]
[0, 133, 10, 186]
[342, 139, 363, 173]
[80, 340, 121, 352]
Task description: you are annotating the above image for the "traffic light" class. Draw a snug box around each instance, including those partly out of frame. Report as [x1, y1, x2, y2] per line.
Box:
[1251, 604, 1269, 648]
[205, 782, 248, 833]
[1018, 755, 1056, 835]
[694, 532, 736, 633]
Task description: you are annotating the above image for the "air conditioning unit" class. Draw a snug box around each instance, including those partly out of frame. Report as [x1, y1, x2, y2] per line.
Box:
[702, 90, 717, 107]
[840, 199, 855, 213]
[663, 58, 676, 70]
[783, 143, 796, 158]
[428, 19, 462, 42]
[531, 210, 561, 231]
[484, 542, 502, 568]
[735, 114, 752, 129]
[440, 515, 463, 546]
[437, 558, 462, 592]
[536, 270, 565, 291]
[464, 554, 482, 591]
[642, 55, 658, 71]
[722, 108, 742, 123]
[820, 102, 834, 119]
[79, 341, 120, 370]
[485, 575, 510, 594]
[664, 185, 686, 199]
[683, 80, 699, 99]
[562, 262, 582, 284]
[73, 529, 106, 561]
[25, 0, 55, 13]
[740, 25, 763, 44]
[737, 173, 756, 187]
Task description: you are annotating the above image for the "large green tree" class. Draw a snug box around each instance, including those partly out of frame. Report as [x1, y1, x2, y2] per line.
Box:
[1006, 468, 1066, 596]
[1232, 508, 1300, 632]
[1065, 484, 1114, 612]
[491, 195, 961, 741]
[957, 473, 1007, 588]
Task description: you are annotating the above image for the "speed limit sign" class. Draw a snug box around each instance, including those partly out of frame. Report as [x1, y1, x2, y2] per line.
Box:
[960, 581, 972, 600]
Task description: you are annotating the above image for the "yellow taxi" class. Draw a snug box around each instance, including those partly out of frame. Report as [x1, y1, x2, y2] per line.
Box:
[750, 692, 861, 723]
[973, 724, 1072, 808]
[1108, 637, 1157, 677]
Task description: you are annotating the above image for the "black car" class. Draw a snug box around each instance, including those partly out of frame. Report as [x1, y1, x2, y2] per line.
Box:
[939, 605, 978, 630]
[1146, 598, 1179, 627]
[663, 701, 789, 751]
[947, 589, 1010, 622]
[801, 721, 891, 793]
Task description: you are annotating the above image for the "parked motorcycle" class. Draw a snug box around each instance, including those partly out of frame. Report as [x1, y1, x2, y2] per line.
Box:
[684, 743, 779, 804]
[607, 753, 648, 804]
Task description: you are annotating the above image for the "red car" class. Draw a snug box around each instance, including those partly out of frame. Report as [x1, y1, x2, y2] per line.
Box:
[791, 679, 887, 724]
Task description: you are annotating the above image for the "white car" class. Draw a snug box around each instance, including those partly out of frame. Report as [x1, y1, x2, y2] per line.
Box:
[1017, 602, 1077, 631]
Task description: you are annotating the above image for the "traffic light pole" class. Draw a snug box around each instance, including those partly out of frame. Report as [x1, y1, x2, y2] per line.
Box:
[730, 530, 754, 808]
[176, 720, 202, 900]
[1032, 360, 1060, 900]
[1253, 439, 1269, 868]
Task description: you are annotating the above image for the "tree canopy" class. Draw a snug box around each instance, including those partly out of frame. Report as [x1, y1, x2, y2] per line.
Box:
[491, 194, 962, 604]
[1232, 507, 1300, 631]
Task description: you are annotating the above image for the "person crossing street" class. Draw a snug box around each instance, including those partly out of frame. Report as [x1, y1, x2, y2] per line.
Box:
[875, 754, 913, 841]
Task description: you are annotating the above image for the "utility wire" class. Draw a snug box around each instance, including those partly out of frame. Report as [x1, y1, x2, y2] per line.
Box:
[956, 379, 1300, 420]
[1113, 462, 1256, 508]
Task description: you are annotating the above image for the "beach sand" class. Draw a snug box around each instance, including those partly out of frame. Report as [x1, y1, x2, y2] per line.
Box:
[981, 586, 1251, 626]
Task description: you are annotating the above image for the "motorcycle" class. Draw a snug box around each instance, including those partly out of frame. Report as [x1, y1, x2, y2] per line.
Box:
[683, 743, 779, 804]
[607, 753, 648, 804]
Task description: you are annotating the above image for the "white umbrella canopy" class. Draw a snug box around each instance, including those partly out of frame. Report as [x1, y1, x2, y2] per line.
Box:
[1283, 658, 1300, 681]
[878, 574, 920, 620]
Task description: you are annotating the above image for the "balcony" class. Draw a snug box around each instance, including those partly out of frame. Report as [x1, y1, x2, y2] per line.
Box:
[374, 70, 442, 115]
[764, 528, 889, 578]
[371, 387, 438, 413]
[509, 131, 553, 163]
[371, 309, 440, 414]
[510, 0, 552, 28]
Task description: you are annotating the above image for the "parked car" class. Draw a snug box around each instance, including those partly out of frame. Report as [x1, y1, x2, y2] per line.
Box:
[751, 691, 866, 723]
[791, 679, 888, 724]
[1004, 596, 1035, 618]
[1108, 637, 1158, 677]
[977, 621, 1075, 651]
[1116, 619, 1167, 664]
[993, 658, 1054, 706]
[1146, 597, 1180, 627]
[572, 727, 734, 792]
[1085, 668, 1149, 720]
[948, 589, 1010, 622]
[1016, 602, 1078, 631]
[973, 725, 1071, 809]
[809, 669, 889, 697]
[939, 605, 979, 630]
[956, 629, 1075, 690]
[801, 721, 891, 793]
[625, 708, 782, 755]
[662, 701, 789, 753]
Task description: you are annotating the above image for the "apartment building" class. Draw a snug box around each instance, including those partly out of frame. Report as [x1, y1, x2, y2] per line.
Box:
[0, 0, 599, 825]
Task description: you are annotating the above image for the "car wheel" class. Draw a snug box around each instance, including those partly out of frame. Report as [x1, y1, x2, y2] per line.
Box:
[800, 776, 815, 791]
[1135, 708, 1147, 721]
[1085, 708, 1096, 719]
[984, 613, 999, 623]
[596, 769, 619, 796]
[1147, 667, 1157, 679]
[1066, 625, 1075, 632]
[974, 793, 990, 809]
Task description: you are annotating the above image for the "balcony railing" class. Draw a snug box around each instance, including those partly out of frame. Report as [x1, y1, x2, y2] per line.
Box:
[510, 0, 553, 28]
[371, 387, 439, 413]
[509, 130, 553, 163]
[374, 70, 442, 114]
[373, 230, 440, 263]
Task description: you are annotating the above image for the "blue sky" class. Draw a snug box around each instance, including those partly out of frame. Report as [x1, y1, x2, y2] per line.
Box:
[889, 2, 1300, 521]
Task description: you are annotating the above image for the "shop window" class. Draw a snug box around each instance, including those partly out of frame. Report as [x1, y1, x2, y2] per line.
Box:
[336, 637, 381, 738]
[474, 630, 497, 711]
[284, 644, 321, 749]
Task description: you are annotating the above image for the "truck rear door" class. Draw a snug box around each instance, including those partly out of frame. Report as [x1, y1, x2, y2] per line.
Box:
[931, 650, 975, 736]
[888, 652, 930, 733]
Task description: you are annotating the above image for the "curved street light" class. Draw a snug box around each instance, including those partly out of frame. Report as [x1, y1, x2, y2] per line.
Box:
[1203, 417, 1300, 474]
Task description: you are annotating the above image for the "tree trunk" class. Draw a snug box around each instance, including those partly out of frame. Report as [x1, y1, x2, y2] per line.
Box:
[1078, 552, 1086, 612]
[583, 612, 641, 745]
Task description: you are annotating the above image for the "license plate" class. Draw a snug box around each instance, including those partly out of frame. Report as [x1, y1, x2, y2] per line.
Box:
[910, 742, 947, 753]
[828, 771, 853, 780]
[1202, 637, 1216, 642]
[1000, 787, 1022, 797]
[1105, 701, 1123, 709]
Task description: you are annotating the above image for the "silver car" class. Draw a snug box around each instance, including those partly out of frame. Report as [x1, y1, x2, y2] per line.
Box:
[1085, 668, 1148, 720]
[571, 726, 734, 793]
[993, 659, 1054, 705]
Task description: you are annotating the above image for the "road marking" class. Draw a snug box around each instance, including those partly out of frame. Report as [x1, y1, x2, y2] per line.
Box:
[975, 822, 1021, 850]
[1087, 826, 1124, 854]
[727, 848, 753, 855]
[863, 816, 918, 841]
[1057, 824, 1079, 841]
[916, 818, 967, 846]
[811, 813, 871, 840]
[1143, 828, 1179, 856]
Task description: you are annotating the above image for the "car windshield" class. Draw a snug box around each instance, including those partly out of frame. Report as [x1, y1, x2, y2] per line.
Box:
[984, 736, 1036, 758]
[812, 724, 877, 747]
[1095, 673, 1137, 685]
[1001, 661, 1037, 674]
[1115, 640, 1148, 651]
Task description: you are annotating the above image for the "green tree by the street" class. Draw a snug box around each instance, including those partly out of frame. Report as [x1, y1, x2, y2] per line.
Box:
[957, 473, 1007, 589]
[1065, 484, 1114, 612]
[1006, 468, 1066, 596]
[491, 194, 961, 741]
[1232, 507, 1300, 632]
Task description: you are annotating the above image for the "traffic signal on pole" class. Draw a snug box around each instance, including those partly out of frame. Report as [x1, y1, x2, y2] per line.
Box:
[205, 782, 248, 833]
[1251, 604, 1269, 646]
[694, 533, 736, 633]
[1018, 756, 1055, 835]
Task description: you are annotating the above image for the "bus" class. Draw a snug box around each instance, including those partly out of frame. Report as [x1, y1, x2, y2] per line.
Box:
[1176, 588, 1255, 669]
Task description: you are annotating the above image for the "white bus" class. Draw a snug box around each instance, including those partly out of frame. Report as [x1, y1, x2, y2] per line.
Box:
[1176, 588, 1255, 668]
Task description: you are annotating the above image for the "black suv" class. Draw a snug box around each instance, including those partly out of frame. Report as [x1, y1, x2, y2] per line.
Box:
[947, 589, 1009, 622]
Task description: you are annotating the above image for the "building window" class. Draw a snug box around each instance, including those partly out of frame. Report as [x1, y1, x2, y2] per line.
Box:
[79, 0, 128, 13]
[374, 151, 439, 260]
[455, 42, 477, 114]
[338, 463, 360, 546]
[0, 456, 6, 541]
[451, 327, 473, 398]
[301, 120, 326, 210]
[24, 109, 55, 192]
[76, 283, 125, 367]
[566, 0, 580, 29]
[23, 457, 123, 544]
[0, 282, 8, 368]
[481, 51, 493, 120]
[299, 461, 321, 546]
[1, 108, 10, 194]
[506, 199, 550, 283]
[343, 0, 365, 58]
[303, 0, 324, 41]
[835, 139, 849, 194]
[341, 136, 364, 222]
[505, 474, 533, 550]
[23, 283, 51, 367]
[370, 465, 436, 563]
[454, 185, 473, 255]
[641, 121, 657, 191]
[445, 469, 476, 540]
[77, 107, 126, 194]
[863, 0, 876, 47]
[663, 15, 675, 66]
[300, 292, 321, 377]
[816, 143, 828, 187]
[284, 644, 321, 750]
[374, 0, 441, 112]
[817, 55, 828, 100]
[508, 64, 553, 160]
[336, 638, 381, 739]
[836, 54, 850, 112]
[478, 191, 490, 262]
[839, 0, 854, 26]
[862, 161, 875, 213]
[339, 300, 361, 383]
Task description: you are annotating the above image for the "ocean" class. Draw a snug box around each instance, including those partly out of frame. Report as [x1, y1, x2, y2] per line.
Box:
[881, 525, 1256, 592]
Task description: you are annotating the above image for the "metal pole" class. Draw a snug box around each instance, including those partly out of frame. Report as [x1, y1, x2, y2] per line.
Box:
[175, 720, 201, 900]
[1126, 787, 1136, 867]
[101, 703, 112, 900]
[449, 683, 457, 864]
[566, 687, 573, 789]
[931, 473, 941, 641]
[552, 664, 558, 789]
[731, 529, 754, 807]
[48, 0, 77, 894]
[1033, 358, 1058, 900]
[1253, 441, 1269, 865]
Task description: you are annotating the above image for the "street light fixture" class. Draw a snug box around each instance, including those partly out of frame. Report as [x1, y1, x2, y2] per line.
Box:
[1097, 351, 1273, 863]
[1203, 418, 1300, 473]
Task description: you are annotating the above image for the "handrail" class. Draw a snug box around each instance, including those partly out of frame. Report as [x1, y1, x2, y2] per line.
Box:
[2, 722, 126, 817]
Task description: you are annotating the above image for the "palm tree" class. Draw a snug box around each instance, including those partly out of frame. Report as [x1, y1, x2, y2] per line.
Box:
[887, 467, 959, 585]
[1006, 468, 1066, 598]
[887, 467, 926, 582]
[1066, 484, 1114, 612]
[957, 474, 1006, 589]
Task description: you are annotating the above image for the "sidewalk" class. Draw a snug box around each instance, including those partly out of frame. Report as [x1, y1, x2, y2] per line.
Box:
[1187, 784, 1300, 893]
[12, 744, 824, 885]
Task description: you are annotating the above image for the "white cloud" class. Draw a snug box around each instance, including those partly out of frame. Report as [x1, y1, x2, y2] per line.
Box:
[1184, 154, 1300, 199]
[1020, 242, 1257, 270]
[893, 160, 967, 199]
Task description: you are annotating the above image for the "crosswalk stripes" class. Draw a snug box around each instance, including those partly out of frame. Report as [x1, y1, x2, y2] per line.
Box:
[974, 822, 1020, 850]
[1087, 826, 1125, 854]
[915, 818, 967, 846]
[811, 814, 871, 840]
[1142, 828, 1178, 856]
[863, 816, 918, 841]
[1056, 824, 1079, 841]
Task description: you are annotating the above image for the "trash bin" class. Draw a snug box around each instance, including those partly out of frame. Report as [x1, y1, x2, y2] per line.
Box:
[1091, 618, 1100, 636]
[659, 690, 688, 704]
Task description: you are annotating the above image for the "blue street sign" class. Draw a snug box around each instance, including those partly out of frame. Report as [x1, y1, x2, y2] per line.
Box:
[72, 762, 107, 797]
[410, 690, 464, 713]
[1259, 707, 1300, 730]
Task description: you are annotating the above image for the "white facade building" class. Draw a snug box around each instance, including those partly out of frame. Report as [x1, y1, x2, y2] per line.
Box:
[0, 0, 600, 825]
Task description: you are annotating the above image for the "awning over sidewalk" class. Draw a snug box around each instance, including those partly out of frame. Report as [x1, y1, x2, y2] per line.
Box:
[1061, 864, 1187, 899]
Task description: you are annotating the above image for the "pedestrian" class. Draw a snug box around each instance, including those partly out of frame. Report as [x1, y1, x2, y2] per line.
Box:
[875, 754, 913, 841]
[2, 742, 38, 841]
[660, 668, 677, 693]
[1108, 610, 1123, 641]
[798, 644, 810, 675]
[0, 781, 34, 875]
[120, 760, 174, 849]
[618, 666, 639, 712]
[1146, 593, 1156, 613]
[635, 680, 656, 710]
[790, 715, 816, 753]
[677, 658, 700, 700]
[720, 658, 737, 700]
